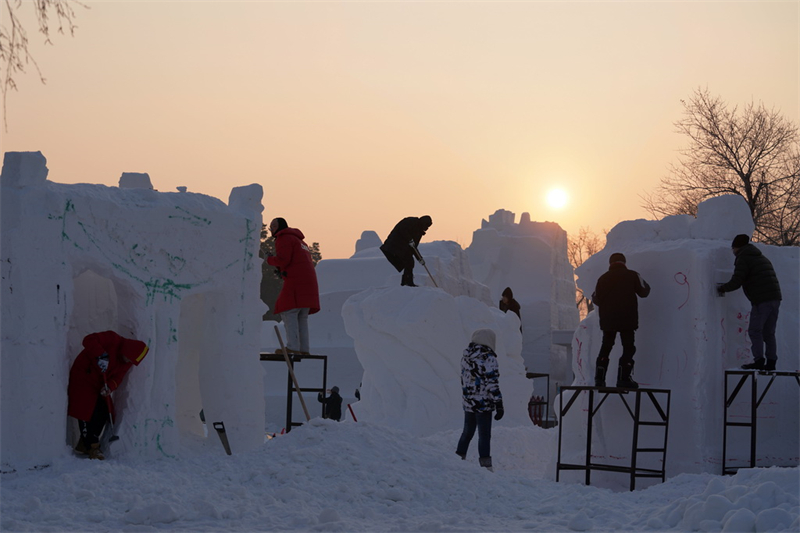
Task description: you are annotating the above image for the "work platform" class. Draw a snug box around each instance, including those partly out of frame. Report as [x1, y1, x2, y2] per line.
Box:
[260, 352, 328, 432]
[556, 385, 671, 491]
[722, 369, 800, 475]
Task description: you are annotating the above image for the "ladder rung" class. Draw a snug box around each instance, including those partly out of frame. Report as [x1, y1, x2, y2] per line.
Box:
[725, 422, 753, 427]
[637, 421, 667, 426]
[636, 448, 666, 453]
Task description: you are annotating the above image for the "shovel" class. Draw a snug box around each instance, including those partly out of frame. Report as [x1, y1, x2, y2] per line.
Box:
[102, 379, 120, 443]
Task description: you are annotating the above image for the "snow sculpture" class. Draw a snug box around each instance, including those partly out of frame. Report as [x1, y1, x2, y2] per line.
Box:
[342, 286, 531, 436]
[466, 210, 579, 408]
[569, 195, 799, 481]
[263, 240, 493, 432]
[1, 151, 266, 469]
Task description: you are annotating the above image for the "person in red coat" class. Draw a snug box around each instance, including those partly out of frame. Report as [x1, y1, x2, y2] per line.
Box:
[68, 330, 149, 459]
[266, 218, 320, 355]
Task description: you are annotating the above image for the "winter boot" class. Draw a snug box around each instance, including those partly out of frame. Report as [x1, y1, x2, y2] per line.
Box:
[616, 361, 639, 389]
[456, 452, 466, 460]
[479, 456, 493, 472]
[74, 439, 89, 456]
[87, 443, 105, 460]
[764, 359, 776, 371]
[742, 359, 766, 371]
[594, 364, 608, 388]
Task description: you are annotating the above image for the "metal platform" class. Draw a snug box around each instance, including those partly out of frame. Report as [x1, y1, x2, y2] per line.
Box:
[556, 385, 671, 491]
[722, 369, 800, 475]
[260, 352, 328, 432]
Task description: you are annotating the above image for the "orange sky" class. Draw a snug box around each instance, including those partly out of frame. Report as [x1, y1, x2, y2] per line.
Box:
[3, 1, 798, 259]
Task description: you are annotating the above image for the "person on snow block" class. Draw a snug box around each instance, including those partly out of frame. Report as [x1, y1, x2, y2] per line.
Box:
[717, 234, 782, 371]
[68, 330, 149, 460]
[591, 252, 651, 389]
[499, 287, 522, 333]
[317, 386, 343, 421]
[266, 217, 320, 356]
[380, 215, 433, 287]
[456, 328, 504, 472]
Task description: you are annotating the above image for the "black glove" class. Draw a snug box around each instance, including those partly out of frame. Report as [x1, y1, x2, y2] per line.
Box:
[494, 406, 504, 421]
[716, 283, 725, 297]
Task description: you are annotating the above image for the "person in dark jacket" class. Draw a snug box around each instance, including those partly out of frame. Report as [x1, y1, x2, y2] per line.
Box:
[68, 331, 149, 459]
[717, 234, 782, 371]
[499, 287, 521, 324]
[591, 252, 651, 389]
[266, 218, 320, 355]
[318, 386, 343, 421]
[380, 215, 433, 287]
[456, 328, 504, 471]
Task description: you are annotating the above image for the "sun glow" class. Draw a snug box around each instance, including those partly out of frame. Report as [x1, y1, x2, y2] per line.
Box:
[546, 188, 569, 210]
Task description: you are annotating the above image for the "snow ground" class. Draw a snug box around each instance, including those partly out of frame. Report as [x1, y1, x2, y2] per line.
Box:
[1, 419, 797, 532]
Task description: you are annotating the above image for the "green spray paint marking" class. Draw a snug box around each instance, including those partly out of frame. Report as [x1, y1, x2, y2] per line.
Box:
[50, 197, 249, 304]
[49, 200, 84, 250]
[168, 318, 178, 345]
[133, 415, 176, 458]
[169, 205, 212, 227]
[143, 278, 195, 305]
[238, 219, 258, 302]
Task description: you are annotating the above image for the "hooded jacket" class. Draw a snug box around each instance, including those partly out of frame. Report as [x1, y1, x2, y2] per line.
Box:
[67, 331, 149, 422]
[317, 390, 343, 421]
[460, 329, 503, 413]
[380, 217, 430, 271]
[592, 262, 651, 332]
[499, 287, 521, 320]
[719, 243, 782, 304]
[267, 227, 321, 315]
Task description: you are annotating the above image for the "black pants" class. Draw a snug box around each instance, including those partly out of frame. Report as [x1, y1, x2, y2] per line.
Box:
[79, 395, 109, 447]
[399, 254, 415, 286]
[596, 330, 636, 369]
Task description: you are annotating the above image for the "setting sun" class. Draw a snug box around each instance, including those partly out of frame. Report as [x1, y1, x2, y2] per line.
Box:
[546, 188, 569, 210]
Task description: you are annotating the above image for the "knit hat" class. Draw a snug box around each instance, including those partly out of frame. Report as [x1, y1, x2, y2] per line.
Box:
[502, 287, 513, 299]
[609, 252, 626, 264]
[420, 215, 433, 227]
[471, 328, 496, 351]
[331, 386, 339, 394]
[731, 234, 750, 248]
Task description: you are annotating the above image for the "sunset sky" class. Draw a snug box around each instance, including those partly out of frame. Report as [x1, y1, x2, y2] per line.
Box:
[3, 1, 798, 259]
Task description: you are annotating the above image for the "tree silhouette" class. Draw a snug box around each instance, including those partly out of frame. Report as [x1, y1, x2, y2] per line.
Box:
[567, 226, 605, 319]
[1, 0, 84, 128]
[642, 88, 799, 246]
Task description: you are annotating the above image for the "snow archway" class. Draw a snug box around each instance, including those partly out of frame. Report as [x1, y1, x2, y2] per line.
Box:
[1, 151, 267, 470]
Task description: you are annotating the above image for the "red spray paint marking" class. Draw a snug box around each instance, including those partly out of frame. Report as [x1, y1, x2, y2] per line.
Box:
[674, 272, 690, 309]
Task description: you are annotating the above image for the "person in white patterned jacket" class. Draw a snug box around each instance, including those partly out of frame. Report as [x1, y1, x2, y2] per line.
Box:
[455, 328, 504, 471]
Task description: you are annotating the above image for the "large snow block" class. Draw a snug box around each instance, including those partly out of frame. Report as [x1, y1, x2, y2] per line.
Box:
[466, 210, 579, 415]
[1, 151, 266, 470]
[342, 286, 532, 437]
[570, 195, 799, 481]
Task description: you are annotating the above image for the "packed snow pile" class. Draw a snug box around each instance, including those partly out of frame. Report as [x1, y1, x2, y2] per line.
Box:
[1, 419, 797, 532]
[318, 239, 490, 303]
[342, 286, 531, 436]
[262, 239, 495, 432]
[569, 195, 800, 479]
[1, 151, 266, 470]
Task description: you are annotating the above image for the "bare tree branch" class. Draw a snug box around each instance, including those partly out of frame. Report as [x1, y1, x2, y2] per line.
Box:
[642, 88, 800, 246]
[568, 227, 606, 319]
[1, 0, 85, 130]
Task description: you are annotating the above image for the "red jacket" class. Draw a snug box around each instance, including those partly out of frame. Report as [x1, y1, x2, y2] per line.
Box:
[67, 331, 149, 422]
[267, 227, 320, 315]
